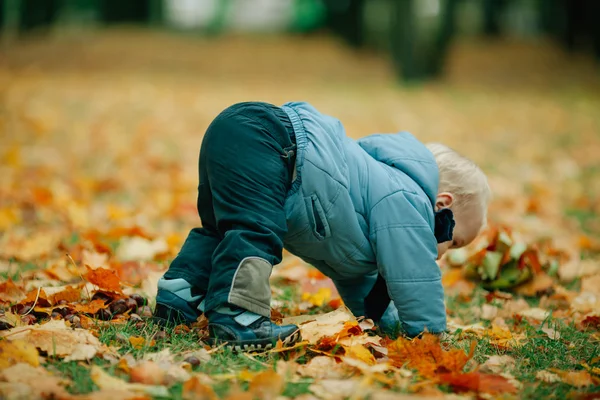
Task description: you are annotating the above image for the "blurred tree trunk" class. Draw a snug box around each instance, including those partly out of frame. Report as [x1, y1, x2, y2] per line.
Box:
[323, 0, 365, 47]
[482, 0, 508, 37]
[390, 0, 458, 82]
[99, 0, 150, 24]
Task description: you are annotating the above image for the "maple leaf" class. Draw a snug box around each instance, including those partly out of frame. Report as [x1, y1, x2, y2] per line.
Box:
[85, 265, 124, 293]
[73, 299, 110, 314]
[439, 372, 518, 394]
[387, 334, 474, 378]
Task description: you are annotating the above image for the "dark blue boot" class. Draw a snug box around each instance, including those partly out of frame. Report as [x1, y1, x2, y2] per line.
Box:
[153, 277, 205, 326]
[207, 305, 301, 351]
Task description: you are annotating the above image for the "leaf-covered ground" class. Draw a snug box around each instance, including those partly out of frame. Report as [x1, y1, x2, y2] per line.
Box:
[1, 28, 600, 399]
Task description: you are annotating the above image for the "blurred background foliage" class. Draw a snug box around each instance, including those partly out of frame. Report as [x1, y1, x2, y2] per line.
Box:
[1, 0, 599, 82]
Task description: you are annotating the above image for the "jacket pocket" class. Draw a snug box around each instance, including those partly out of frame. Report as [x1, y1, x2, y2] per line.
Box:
[304, 194, 330, 241]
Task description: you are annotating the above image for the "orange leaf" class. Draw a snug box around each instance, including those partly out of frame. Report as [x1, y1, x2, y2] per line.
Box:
[182, 376, 217, 400]
[19, 288, 50, 307]
[85, 266, 123, 293]
[439, 372, 517, 394]
[0, 279, 26, 304]
[387, 334, 473, 378]
[72, 299, 109, 314]
[248, 370, 284, 400]
[49, 286, 82, 305]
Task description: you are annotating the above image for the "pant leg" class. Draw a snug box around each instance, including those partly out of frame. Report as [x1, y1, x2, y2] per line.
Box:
[163, 227, 219, 292]
[201, 102, 296, 317]
[332, 273, 378, 318]
[162, 129, 223, 291]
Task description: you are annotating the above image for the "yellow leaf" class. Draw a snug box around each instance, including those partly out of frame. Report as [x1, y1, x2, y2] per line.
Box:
[343, 344, 376, 366]
[0, 340, 40, 368]
[301, 287, 331, 307]
[237, 369, 256, 382]
[129, 336, 147, 350]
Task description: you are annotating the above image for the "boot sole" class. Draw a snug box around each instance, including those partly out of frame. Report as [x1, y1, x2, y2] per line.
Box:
[208, 330, 301, 353]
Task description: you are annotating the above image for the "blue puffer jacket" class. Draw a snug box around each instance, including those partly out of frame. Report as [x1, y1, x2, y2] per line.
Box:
[281, 102, 446, 336]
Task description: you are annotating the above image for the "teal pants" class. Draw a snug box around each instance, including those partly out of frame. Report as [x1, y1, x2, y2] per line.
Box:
[165, 102, 296, 317]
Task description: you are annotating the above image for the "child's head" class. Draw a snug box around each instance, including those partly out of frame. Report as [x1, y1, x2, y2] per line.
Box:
[426, 143, 491, 259]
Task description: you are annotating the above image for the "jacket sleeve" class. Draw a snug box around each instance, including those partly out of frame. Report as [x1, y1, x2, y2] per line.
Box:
[369, 191, 447, 337]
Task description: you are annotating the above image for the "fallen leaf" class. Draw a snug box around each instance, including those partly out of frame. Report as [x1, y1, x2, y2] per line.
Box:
[480, 355, 516, 374]
[514, 272, 554, 296]
[0, 362, 70, 399]
[550, 369, 595, 387]
[517, 307, 551, 321]
[90, 365, 169, 397]
[129, 361, 166, 385]
[0, 319, 103, 360]
[72, 299, 110, 314]
[248, 370, 284, 400]
[0, 279, 26, 304]
[289, 307, 356, 345]
[0, 340, 40, 368]
[49, 285, 82, 304]
[182, 376, 217, 400]
[541, 327, 561, 340]
[387, 334, 474, 378]
[297, 356, 348, 379]
[439, 372, 518, 395]
[343, 344, 376, 366]
[116, 237, 168, 262]
[129, 336, 154, 350]
[536, 370, 561, 383]
[85, 266, 123, 293]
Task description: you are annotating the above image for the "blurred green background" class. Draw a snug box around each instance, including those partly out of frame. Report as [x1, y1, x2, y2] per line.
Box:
[2, 0, 599, 82]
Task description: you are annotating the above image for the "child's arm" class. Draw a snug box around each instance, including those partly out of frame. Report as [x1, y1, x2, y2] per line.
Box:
[368, 191, 447, 337]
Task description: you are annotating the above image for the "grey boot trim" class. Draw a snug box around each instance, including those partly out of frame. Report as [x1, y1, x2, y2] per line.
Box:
[228, 257, 272, 318]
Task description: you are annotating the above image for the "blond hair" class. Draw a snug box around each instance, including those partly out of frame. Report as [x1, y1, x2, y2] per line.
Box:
[426, 143, 491, 216]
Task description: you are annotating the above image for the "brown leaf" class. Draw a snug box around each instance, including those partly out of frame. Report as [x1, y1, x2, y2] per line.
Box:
[439, 372, 518, 394]
[85, 265, 123, 293]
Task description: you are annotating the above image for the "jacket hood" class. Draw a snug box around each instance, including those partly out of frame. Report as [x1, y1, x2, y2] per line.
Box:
[357, 132, 439, 205]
